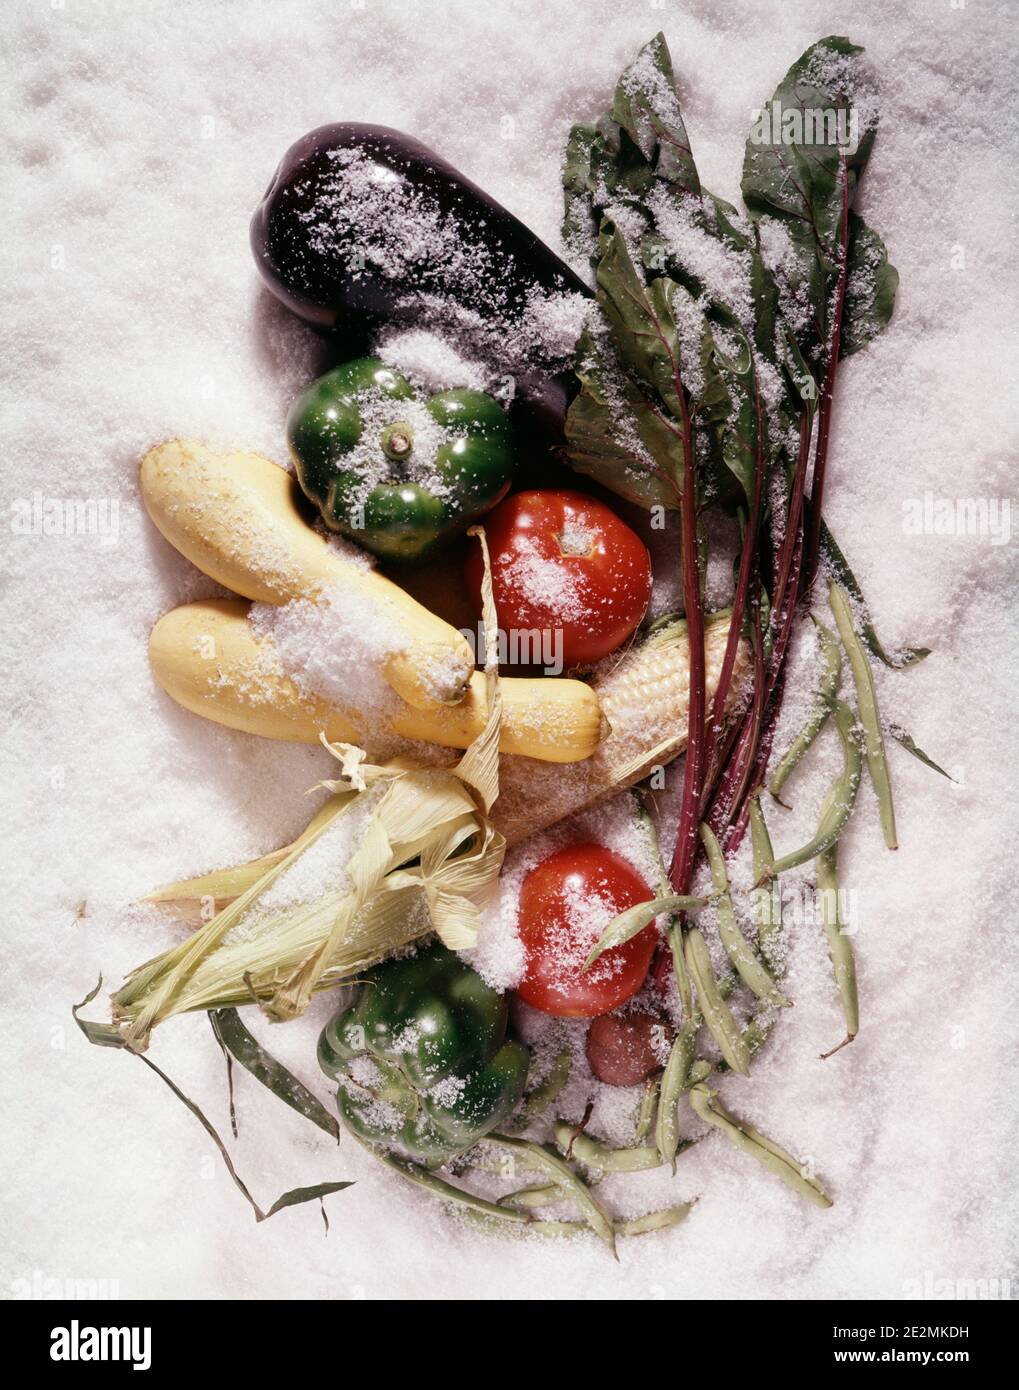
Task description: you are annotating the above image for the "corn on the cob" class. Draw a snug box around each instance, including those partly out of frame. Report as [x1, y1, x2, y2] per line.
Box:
[491, 616, 750, 844]
[146, 613, 750, 923]
[139, 440, 474, 710]
[149, 598, 604, 764]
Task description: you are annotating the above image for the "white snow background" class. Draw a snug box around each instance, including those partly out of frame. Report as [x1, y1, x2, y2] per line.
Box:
[2, 0, 1017, 1300]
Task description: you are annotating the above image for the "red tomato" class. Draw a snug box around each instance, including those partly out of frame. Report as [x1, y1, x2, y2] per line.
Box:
[465, 489, 652, 668]
[515, 843, 656, 1018]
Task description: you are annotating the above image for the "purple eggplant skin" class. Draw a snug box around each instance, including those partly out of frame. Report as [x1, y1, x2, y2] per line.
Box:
[250, 123, 593, 444]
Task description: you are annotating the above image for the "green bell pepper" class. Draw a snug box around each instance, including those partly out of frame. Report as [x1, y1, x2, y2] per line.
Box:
[318, 942, 529, 1164]
[287, 357, 514, 563]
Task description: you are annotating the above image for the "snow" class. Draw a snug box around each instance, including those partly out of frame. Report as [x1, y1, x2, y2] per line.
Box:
[3, 0, 1018, 1302]
[377, 327, 490, 394]
[251, 586, 402, 718]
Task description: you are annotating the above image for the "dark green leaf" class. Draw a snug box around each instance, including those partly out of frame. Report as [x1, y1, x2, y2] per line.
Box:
[779, 320, 820, 408]
[701, 315, 759, 505]
[841, 212, 899, 357]
[742, 36, 875, 237]
[559, 34, 801, 517]
[562, 122, 600, 250]
[210, 1013, 239, 1138]
[563, 32, 700, 250]
[595, 222, 688, 417]
[261, 1181, 353, 1225]
[565, 327, 681, 509]
[742, 36, 896, 368]
[610, 31, 700, 195]
[211, 1007, 341, 1142]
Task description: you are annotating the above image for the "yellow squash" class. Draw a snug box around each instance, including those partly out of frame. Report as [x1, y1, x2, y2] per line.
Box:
[139, 440, 474, 709]
[149, 598, 604, 764]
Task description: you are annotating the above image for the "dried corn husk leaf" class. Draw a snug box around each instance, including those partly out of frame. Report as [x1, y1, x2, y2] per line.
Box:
[113, 670, 506, 1044]
[114, 793, 358, 1045]
[73, 981, 352, 1224]
[454, 527, 501, 813]
[142, 795, 353, 911]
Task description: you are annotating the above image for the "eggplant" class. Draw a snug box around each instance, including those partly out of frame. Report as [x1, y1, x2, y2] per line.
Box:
[250, 123, 593, 444]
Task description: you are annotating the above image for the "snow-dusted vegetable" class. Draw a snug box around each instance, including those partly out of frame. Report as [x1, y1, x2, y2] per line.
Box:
[288, 358, 513, 562]
[318, 941, 528, 1163]
[139, 440, 474, 709]
[585, 1011, 669, 1087]
[494, 613, 751, 844]
[251, 123, 587, 444]
[111, 727, 506, 1045]
[464, 489, 652, 668]
[148, 598, 603, 764]
[514, 843, 657, 1017]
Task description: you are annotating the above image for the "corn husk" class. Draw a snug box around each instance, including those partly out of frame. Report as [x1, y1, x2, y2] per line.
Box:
[142, 796, 344, 915]
[113, 532, 504, 1049]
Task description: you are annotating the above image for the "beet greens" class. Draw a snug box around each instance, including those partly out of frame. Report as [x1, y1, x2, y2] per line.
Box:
[560, 32, 938, 1079]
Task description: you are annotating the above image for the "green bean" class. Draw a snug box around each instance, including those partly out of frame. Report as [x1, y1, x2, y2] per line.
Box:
[684, 928, 751, 1076]
[496, 1183, 562, 1210]
[463, 1147, 547, 1177]
[667, 919, 695, 1020]
[761, 700, 863, 881]
[829, 581, 898, 850]
[749, 795, 782, 965]
[770, 618, 842, 801]
[636, 793, 696, 1019]
[700, 824, 790, 1008]
[687, 1084, 832, 1209]
[551, 1123, 661, 1173]
[816, 841, 859, 1057]
[639, 791, 734, 1001]
[486, 1132, 616, 1255]
[656, 1027, 695, 1170]
[635, 796, 734, 1100]
[735, 1115, 830, 1196]
[634, 1074, 660, 1142]
[356, 1142, 529, 1224]
[527, 1219, 590, 1239]
[519, 1045, 572, 1122]
[584, 892, 710, 971]
[717, 971, 738, 1001]
[716, 1007, 778, 1075]
[459, 1209, 589, 1240]
[730, 797, 787, 1068]
[742, 1011, 777, 1058]
[614, 1201, 696, 1238]
[686, 1059, 713, 1087]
